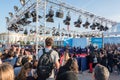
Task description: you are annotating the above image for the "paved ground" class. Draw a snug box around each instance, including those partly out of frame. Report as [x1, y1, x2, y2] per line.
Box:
[78, 70, 120, 80]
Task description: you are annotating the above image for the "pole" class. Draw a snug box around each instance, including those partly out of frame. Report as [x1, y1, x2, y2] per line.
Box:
[44, 0, 46, 47]
[36, 0, 39, 54]
[102, 32, 104, 48]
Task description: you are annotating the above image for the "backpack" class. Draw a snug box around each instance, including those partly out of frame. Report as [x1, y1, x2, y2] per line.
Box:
[37, 48, 54, 79]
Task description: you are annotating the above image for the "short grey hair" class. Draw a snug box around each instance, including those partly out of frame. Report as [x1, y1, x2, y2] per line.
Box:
[94, 64, 109, 80]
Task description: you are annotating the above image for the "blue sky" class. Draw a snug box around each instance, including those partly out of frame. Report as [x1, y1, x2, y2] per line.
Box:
[0, 0, 120, 33]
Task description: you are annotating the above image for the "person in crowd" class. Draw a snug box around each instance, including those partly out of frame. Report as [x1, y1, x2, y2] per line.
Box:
[56, 58, 79, 80]
[0, 51, 2, 64]
[27, 55, 33, 63]
[107, 50, 114, 73]
[100, 51, 107, 67]
[31, 60, 38, 79]
[93, 64, 110, 80]
[56, 71, 78, 80]
[60, 48, 70, 66]
[37, 37, 60, 80]
[20, 47, 25, 56]
[14, 55, 30, 77]
[15, 62, 33, 80]
[2, 48, 9, 60]
[0, 63, 14, 80]
[3, 50, 17, 66]
[88, 52, 94, 73]
[93, 51, 98, 68]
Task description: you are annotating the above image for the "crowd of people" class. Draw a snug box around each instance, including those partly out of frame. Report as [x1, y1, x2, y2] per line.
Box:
[0, 37, 120, 80]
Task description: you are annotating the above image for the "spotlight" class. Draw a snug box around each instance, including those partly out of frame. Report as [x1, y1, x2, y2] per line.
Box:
[90, 23, 97, 30]
[45, 31, 50, 34]
[65, 33, 68, 36]
[46, 17, 54, 22]
[74, 16, 82, 27]
[56, 32, 60, 36]
[7, 27, 12, 31]
[103, 26, 109, 31]
[8, 24, 19, 32]
[20, 0, 25, 6]
[17, 18, 27, 25]
[31, 11, 36, 17]
[61, 32, 64, 36]
[9, 12, 13, 18]
[97, 25, 104, 31]
[25, 11, 31, 18]
[40, 30, 42, 35]
[14, 6, 18, 12]
[83, 19, 90, 29]
[56, 9, 64, 18]
[5, 17, 9, 23]
[46, 7, 54, 22]
[63, 12, 71, 25]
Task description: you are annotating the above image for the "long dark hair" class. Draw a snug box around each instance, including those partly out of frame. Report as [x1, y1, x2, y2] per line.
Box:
[63, 58, 79, 73]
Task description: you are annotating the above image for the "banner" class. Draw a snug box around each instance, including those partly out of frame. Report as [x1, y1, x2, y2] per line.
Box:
[91, 38, 103, 48]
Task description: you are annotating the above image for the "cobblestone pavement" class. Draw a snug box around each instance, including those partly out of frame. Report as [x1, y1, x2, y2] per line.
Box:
[78, 70, 120, 80]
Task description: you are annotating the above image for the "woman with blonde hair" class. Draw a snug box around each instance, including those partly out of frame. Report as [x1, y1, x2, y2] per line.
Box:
[61, 49, 70, 66]
[0, 63, 14, 80]
[15, 62, 33, 80]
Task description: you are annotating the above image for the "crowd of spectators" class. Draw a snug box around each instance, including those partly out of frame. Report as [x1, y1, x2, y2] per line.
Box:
[0, 40, 120, 80]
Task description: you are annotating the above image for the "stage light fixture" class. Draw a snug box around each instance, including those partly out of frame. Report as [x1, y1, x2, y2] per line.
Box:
[25, 11, 31, 18]
[14, 6, 19, 12]
[63, 12, 71, 25]
[97, 25, 104, 31]
[46, 7, 54, 22]
[61, 32, 64, 36]
[90, 23, 97, 30]
[103, 26, 109, 31]
[83, 19, 90, 29]
[74, 16, 82, 27]
[56, 8, 64, 18]
[56, 32, 60, 36]
[20, 0, 25, 6]
[46, 17, 54, 22]
[5, 17, 9, 22]
[9, 12, 13, 18]
[39, 30, 43, 35]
